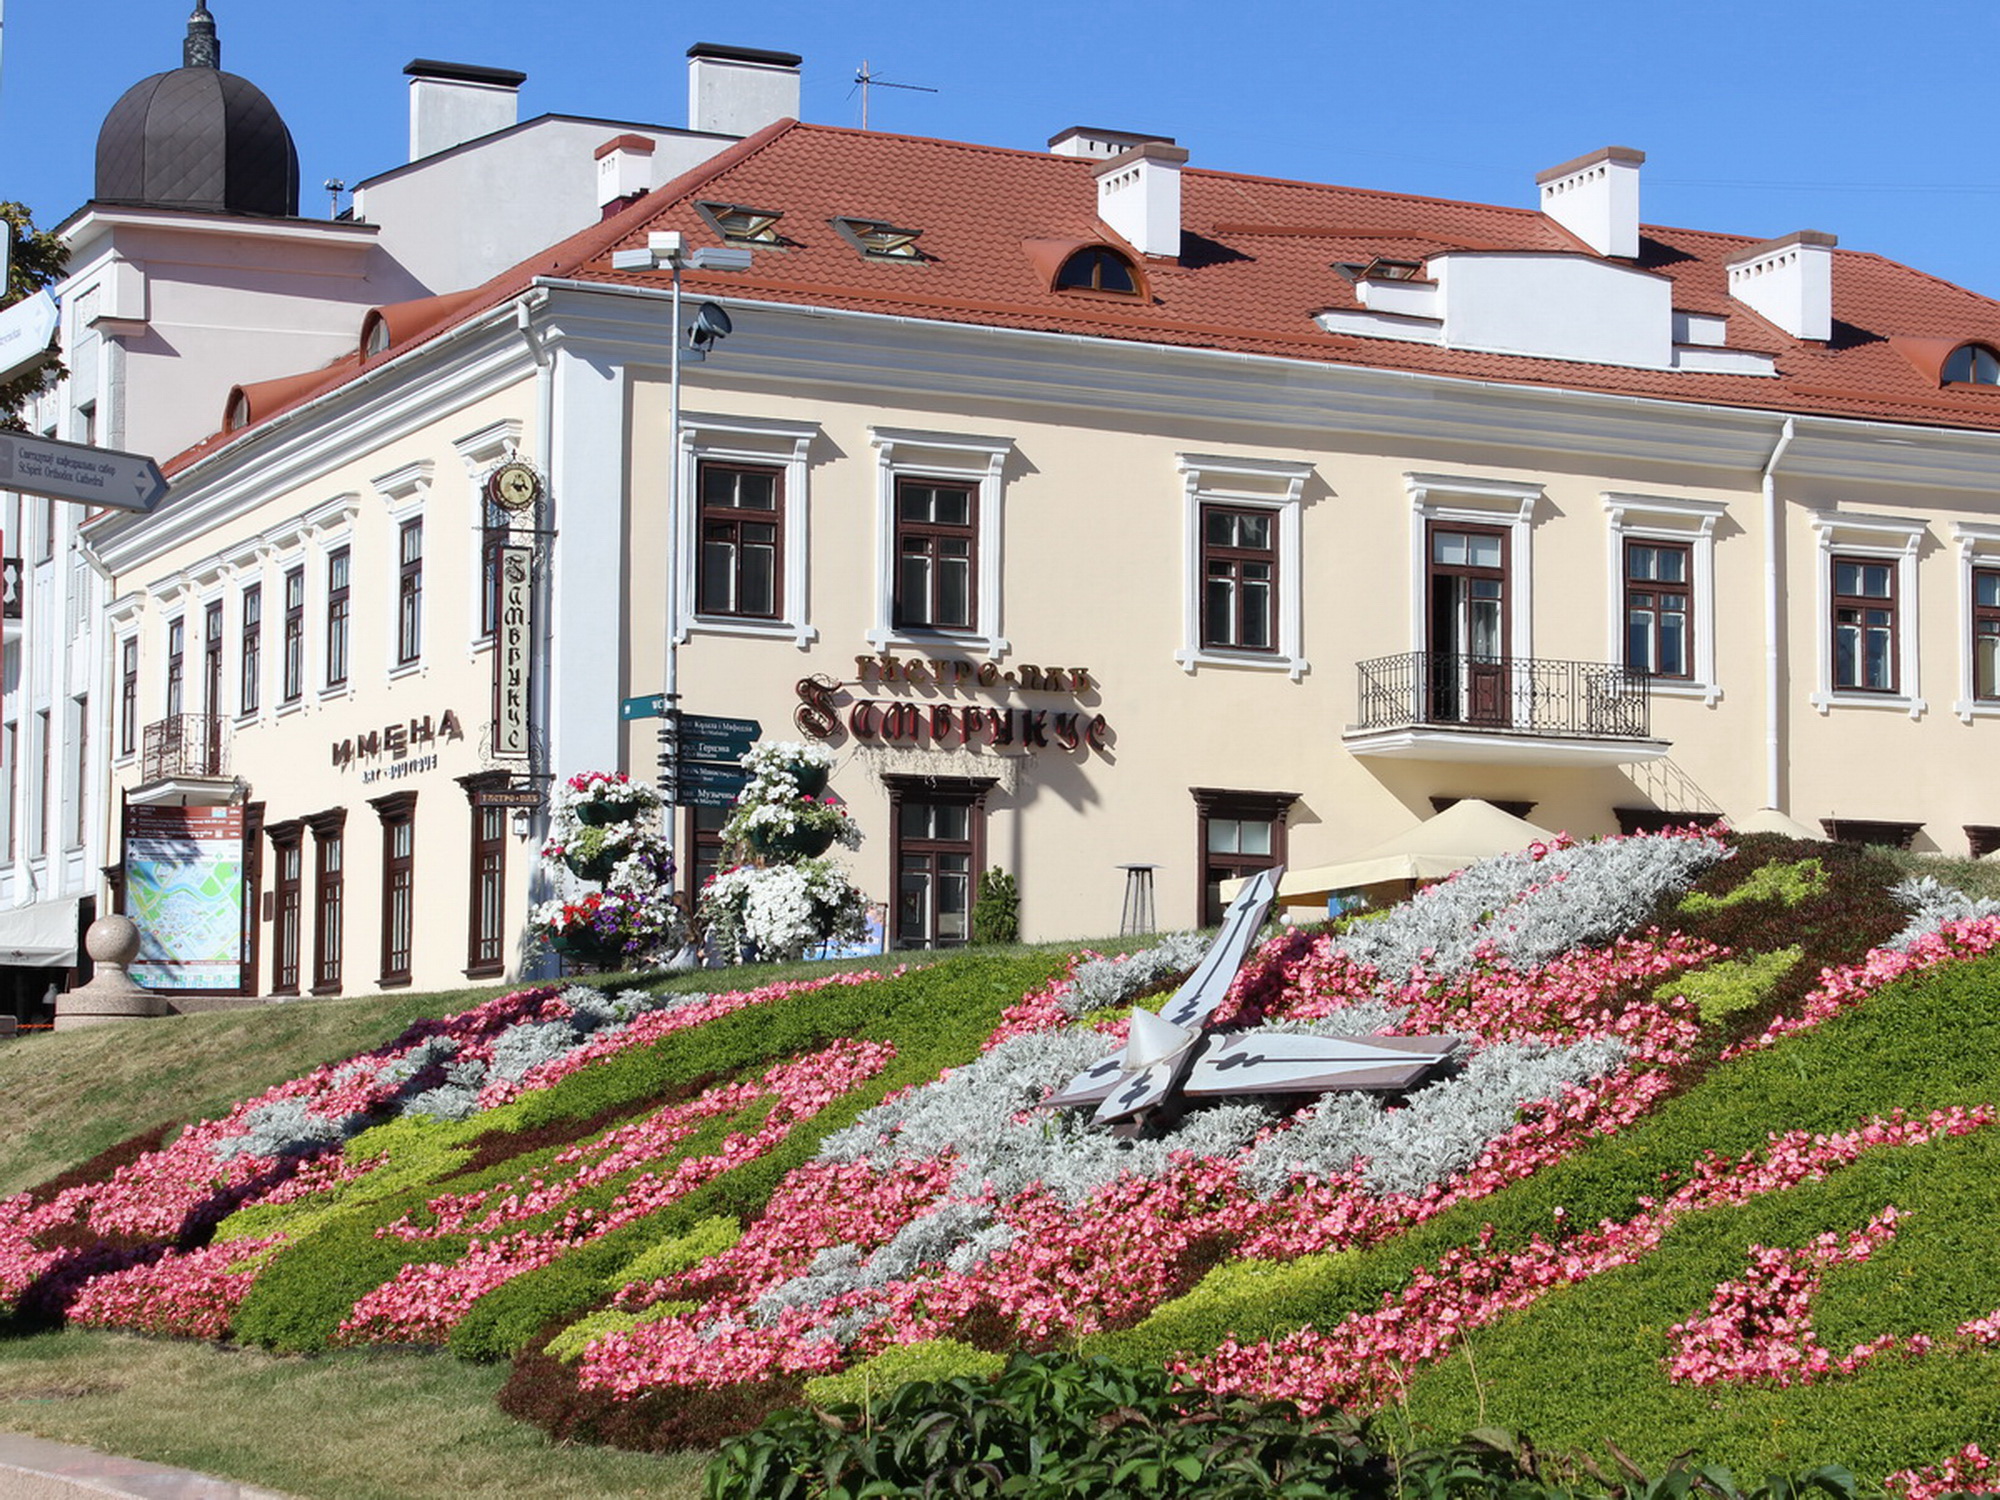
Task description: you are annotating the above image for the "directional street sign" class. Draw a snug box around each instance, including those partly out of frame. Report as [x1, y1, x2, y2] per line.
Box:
[675, 783, 743, 809]
[0, 432, 166, 512]
[682, 734, 756, 764]
[0, 291, 59, 385]
[621, 693, 668, 721]
[677, 760, 750, 791]
[681, 713, 760, 743]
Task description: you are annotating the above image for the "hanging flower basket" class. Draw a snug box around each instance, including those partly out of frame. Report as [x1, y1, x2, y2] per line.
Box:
[549, 930, 627, 970]
[746, 823, 837, 860]
[576, 796, 648, 827]
[791, 763, 830, 798]
[565, 849, 622, 884]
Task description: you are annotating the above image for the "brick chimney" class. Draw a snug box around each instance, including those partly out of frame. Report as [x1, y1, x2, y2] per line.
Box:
[1727, 231, 1837, 342]
[1094, 141, 1189, 260]
[1536, 146, 1645, 258]
[405, 59, 526, 162]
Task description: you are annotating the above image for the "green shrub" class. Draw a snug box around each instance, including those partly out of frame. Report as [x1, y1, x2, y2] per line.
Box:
[971, 868, 1020, 945]
[1661, 946, 1802, 1022]
[1679, 857, 1828, 914]
[802, 1338, 1005, 1408]
[544, 1300, 692, 1363]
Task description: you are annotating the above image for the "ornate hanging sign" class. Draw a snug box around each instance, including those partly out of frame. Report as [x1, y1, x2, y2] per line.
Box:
[494, 544, 533, 759]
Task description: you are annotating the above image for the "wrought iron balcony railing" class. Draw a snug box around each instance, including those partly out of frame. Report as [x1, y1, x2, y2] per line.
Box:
[1353, 652, 1653, 740]
[141, 714, 228, 781]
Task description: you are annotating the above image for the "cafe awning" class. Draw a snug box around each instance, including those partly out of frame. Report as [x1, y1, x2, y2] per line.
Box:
[0, 897, 82, 967]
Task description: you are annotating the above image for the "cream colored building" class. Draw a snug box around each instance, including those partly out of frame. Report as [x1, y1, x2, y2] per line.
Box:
[83, 120, 2000, 995]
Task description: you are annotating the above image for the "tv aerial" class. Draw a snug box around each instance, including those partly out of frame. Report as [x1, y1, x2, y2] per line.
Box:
[852, 60, 938, 131]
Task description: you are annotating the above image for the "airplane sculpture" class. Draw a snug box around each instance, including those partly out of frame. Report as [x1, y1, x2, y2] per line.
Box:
[1044, 866, 1459, 1132]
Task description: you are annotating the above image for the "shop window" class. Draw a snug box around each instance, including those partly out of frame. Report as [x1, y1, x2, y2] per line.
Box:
[696, 461, 783, 619]
[885, 775, 993, 950]
[1192, 787, 1297, 927]
[268, 821, 303, 995]
[307, 809, 346, 994]
[373, 792, 416, 986]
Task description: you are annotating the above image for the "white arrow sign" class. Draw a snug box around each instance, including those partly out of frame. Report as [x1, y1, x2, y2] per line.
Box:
[0, 291, 60, 385]
[0, 433, 167, 512]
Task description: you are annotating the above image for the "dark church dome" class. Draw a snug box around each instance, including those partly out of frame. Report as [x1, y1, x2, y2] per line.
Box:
[93, 4, 299, 217]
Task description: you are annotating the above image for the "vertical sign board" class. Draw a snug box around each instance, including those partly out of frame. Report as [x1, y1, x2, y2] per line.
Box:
[494, 544, 533, 758]
[124, 805, 244, 989]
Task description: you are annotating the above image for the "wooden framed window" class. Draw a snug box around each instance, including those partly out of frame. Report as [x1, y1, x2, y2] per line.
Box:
[240, 584, 262, 716]
[1427, 522, 1510, 727]
[281, 566, 305, 703]
[119, 637, 138, 755]
[165, 617, 185, 719]
[1192, 787, 1297, 927]
[1056, 247, 1138, 293]
[461, 774, 509, 977]
[1200, 504, 1278, 652]
[69, 695, 86, 850]
[1624, 539, 1693, 679]
[396, 520, 423, 666]
[372, 791, 416, 986]
[268, 820, 303, 995]
[682, 803, 730, 905]
[239, 802, 263, 996]
[202, 599, 224, 717]
[696, 461, 783, 619]
[1975, 568, 2000, 702]
[325, 547, 351, 688]
[885, 775, 993, 951]
[1832, 555, 1897, 692]
[893, 478, 977, 632]
[307, 809, 346, 994]
[1944, 344, 2000, 385]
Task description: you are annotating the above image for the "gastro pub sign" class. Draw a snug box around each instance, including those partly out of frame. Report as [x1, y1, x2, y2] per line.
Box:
[796, 654, 1110, 755]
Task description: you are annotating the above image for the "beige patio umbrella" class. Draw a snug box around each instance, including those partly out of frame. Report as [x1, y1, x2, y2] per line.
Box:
[1228, 799, 1557, 911]
[1731, 808, 1825, 841]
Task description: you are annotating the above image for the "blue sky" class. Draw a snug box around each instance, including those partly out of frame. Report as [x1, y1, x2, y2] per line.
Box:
[6, 0, 2000, 296]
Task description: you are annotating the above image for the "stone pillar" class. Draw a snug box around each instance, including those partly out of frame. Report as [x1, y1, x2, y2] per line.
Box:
[53, 916, 164, 1030]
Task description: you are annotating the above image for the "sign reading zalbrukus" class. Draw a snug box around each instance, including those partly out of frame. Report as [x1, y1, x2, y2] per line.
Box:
[794, 655, 1111, 755]
[494, 545, 533, 758]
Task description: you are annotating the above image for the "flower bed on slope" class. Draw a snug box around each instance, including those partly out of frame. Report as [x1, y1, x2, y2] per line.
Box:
[16, 826, 2000, 1483]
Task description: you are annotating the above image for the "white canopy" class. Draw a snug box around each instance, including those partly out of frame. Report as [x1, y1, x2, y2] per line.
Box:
[1238, 800, 1556, 907]
[0, 897, 81, 967]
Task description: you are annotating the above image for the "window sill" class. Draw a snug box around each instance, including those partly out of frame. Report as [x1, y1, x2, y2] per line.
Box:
[275, 698, 306, 721]
[868, 626, 1009, 660]
[1952, 697, 2000, 722]
[377, 976, 411, 990]
[310, 981, 343, 997]
[1811, 690, 1927, 720]
[689, 615, 818, 650]
[317, 683, 353, 705]
[1175, 647, 1308, 683]
[464, 962, 505, 980]
[1645, 680, 1723, 707]
[387, 660, 425, 683]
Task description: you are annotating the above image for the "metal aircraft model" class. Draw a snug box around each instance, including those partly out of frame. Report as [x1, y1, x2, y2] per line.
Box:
[1044, 866, 1459, 1132]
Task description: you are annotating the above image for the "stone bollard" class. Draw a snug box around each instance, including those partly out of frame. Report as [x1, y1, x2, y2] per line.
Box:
[53, 915, 164, 1031]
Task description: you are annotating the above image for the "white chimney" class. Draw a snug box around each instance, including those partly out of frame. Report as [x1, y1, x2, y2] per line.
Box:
[1048, 126, 1175, 160]
[405, 60, 526, 162]
[1727, 231, 1837, 342]
[1536, 146, 1645, 259]
[1094, 141, 1189, 260]
[687, 43, 802, 136]
[596, 134, 658, 211]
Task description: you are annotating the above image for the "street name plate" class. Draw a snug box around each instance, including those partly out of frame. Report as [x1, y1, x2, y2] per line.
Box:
[0, 432, 167, 512]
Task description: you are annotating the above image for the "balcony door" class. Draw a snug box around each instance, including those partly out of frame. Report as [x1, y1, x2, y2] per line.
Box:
[1427, 523, 1509, 726]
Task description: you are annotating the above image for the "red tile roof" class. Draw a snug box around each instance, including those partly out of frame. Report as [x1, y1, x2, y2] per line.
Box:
[165, 119, 2000, 473]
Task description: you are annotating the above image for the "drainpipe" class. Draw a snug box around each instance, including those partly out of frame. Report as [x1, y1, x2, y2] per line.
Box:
[1761, 417, 1795, 813]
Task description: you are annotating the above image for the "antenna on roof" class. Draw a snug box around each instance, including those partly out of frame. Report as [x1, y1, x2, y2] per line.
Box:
[852, 59, 937, 131]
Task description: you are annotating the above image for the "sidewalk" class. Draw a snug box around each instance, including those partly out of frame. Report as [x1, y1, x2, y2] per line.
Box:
[0, 1430, 294, 1499]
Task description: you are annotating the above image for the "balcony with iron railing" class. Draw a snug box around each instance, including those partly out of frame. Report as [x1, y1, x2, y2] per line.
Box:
[1343, 652, 1670, 766]
[137, 714, 231, 796]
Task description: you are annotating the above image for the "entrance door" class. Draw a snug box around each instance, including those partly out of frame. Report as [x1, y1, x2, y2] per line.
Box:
[1426, 524, 1509, 725]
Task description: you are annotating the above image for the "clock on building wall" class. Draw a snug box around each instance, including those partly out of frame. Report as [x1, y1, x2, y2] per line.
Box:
[485, 459, 544, 513]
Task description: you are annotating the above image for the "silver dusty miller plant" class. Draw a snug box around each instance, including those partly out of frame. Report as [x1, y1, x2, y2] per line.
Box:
[1885, 873, 2000, 951]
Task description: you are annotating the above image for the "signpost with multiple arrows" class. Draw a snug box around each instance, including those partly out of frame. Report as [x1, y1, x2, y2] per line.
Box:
[627, 694, 761, 809]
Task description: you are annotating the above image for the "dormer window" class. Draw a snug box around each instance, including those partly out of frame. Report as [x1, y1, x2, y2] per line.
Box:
[1943, 343, 2000, 386]
[832, 217, 924, 260]
[1056, 246, 1138, 294]
[695, 201, 785, 244]
[224, 389, 251, 432]
[362, 313, 391, 358]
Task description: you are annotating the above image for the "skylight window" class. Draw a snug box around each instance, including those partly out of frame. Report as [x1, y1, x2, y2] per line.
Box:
[1943, 343, 2000, 386]
[1056, 246, 1138, 294]
[1359, 257, 1425, 281]
[695, 201, 785, 245]
[832, 217, 925, 260]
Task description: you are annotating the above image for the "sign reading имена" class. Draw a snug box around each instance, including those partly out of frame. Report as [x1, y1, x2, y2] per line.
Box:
[0, 291, 59, 384]
[0, 431, 167, 512]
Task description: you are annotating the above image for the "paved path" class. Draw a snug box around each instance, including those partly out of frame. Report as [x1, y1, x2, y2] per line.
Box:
[0, 1430, 294, 1499]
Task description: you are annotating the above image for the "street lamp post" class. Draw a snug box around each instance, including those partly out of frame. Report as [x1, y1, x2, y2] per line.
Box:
[608, 231, 751, 855]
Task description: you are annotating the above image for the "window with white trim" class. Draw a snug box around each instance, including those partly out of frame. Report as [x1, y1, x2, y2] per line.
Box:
[1949, 521, 2000, 720]
[372, 461, 431, 676]
[1175, 454, 1312, 680]
[1406, 472, 1540, 665]
[676, 414, 819, 649]
[868, 427, 1012, 658]
[1808, 511, 1926, 717]
[1603, 493, 1725, 705]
